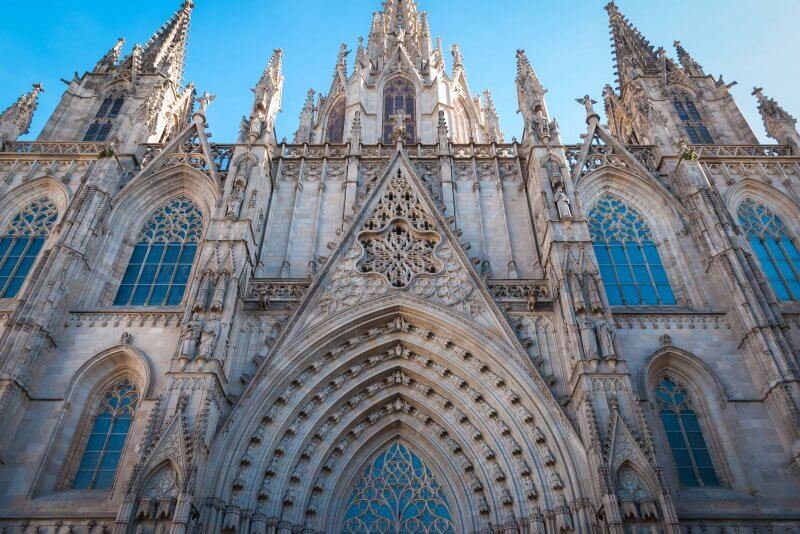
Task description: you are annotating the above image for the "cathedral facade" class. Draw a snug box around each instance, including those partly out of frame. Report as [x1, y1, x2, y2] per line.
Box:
[1, 0, 799, 532]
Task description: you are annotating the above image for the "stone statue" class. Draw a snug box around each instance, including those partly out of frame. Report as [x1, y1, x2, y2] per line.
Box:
[210, 272, 227, 311]
[198, 316, 221, 360]
[576, 94, 598, 117]
[193, 271, 212, 312]
[555, 187, 572, 220]
[226, 184, 244, 219]
[197, 91, 216, 114]
[578, 316, 599, 360]
[179, 313, 202, 360]
[596, 319, 617, 359]
[120, 331, 132, 345]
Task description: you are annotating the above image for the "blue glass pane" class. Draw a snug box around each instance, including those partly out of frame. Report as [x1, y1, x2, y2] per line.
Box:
[699, 468, 720, 486]
[166, 285, 186, 305]
[149, 285, 168, 305]
[180, 244, 197, 264]
[678, 467, 699, 486]
[639, 285, 657, 304]
[156, 265, 174, 284]
[632, 264, 651, 285]
[593, 245, 611, 265]
[27, 236, 44, 255]
[94, 470, 115, 489]
[86, 433, 107, 451]
[605, 284, 623, 305]
[4, 277, 24, 297]
[131, 285, 151, 305]
[78, 452, 101, 471]
[145, 244, 165, 263]
[120, 265, 140, 284]
[163, 244, 181, 263]
[138, 265, 157, 284]
[73, 470, 93, 489]
[173, 264, 192, 284]
[114, 285, 133, 305]
[621, 285, 639, 304]
[129, 244, 148, 263]
[657, 284, 676, 304]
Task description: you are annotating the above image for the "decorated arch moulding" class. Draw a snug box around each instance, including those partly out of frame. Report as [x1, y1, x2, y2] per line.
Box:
[211, 350, 579, 528]
[207, 313, 588, 505]
[0, 176, 71, 230]
[244, 295, 573, 436]
[725, 177, 800, 236]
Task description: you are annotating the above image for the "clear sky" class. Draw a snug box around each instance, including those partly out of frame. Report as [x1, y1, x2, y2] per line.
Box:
[1, 0, 798, 144]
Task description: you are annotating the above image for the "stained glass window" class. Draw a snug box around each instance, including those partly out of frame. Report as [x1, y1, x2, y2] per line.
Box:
[671, 92, 713, 145]
[84, 95, 124, 142]
[588, 195, 676, 305]
[0, 197, 58, 298]
[113, 197, 202, 306]
[341, 442, 456, 534]
[326, 98, 346, 144]
[655, 377, 719, 487]
[382, 78, 416, 144]
[73, 379, 139, 489]
[738, 198, 800, 301]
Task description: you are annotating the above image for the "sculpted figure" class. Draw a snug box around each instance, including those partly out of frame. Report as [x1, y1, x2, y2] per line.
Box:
[596, 319, 617, 359]
[555, 187, 572, 220]
[578, 316, 599, 360]
[179, 313, 201, 360]
[198, 316, 221, 360]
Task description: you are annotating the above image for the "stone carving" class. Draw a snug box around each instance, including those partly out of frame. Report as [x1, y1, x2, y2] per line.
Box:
[179, 313, 202, 361]
[198, 316, 221, 360]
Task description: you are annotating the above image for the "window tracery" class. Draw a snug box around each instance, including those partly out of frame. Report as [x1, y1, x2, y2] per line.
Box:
[357, 170, 442, 288]
[588, 195, 675, 305]
[671, 91, 713, 144]
[326, 98, 346, 144]
[341, 442, 456, 534]
[84, 94, 125, 142]
[382, 78, 416, 144]
[113, 197, 202, 306]
[737, 198, 800, 301]
[655, 376, 719, 487]
[73, 378, 139, 489]
[0, 197, 58, 298]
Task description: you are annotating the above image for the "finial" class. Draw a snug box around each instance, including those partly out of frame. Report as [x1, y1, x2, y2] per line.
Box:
[197, 91, 216, 115]
[390, 110, 408, 145]
[576, 95, 599, 123]
[451, 44, 463, 68]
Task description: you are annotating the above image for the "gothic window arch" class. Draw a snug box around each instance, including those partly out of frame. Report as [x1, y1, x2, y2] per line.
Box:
[72, 378, 139, 489]
[737, 198, 800, 301]
[341, 441, 456, 534]
[654, 376, 720, 487]
[326, 98, 346, 144]
[0, 197, 58, 298]
[382, 77, 416, 144]
[113, 197, 203, 306]
[588, 195, 676, 305]
[84, 93, 125, 142]
[453, 98, 473, 143]
[671, 91, 713, 144]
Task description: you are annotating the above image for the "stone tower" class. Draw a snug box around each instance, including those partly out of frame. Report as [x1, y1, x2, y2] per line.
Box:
[0, 1, 798, 532]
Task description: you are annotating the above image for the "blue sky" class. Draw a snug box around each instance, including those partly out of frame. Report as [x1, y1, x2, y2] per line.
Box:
[1, 0, 798, 144]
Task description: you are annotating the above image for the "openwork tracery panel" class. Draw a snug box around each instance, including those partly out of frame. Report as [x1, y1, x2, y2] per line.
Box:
[738, 198, 800, 301]
[73, 379, 139, 489]
[114, 196, 203, 306]
[588, 195, 675, 305]
[341, 442, 456, 534]
[0, 197, 58, 297]
[654, 376, 719, 487]
[357, 170, 442, 288]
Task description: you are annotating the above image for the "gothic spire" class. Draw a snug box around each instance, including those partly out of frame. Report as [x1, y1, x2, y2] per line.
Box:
[605, 1, 659, 88]
[673, 40, 705, 77]
[0, 83, 43, 143]
[254, 48, 284, 101]
[248, 48, 284, 144]
[516, 50, 553, 144]
[293, 89, 316, 144]
[752, 87, 799, 146]
[93, 37, 125, 73]
[483, 90, 504, 143]
[139, 0, 194, 83]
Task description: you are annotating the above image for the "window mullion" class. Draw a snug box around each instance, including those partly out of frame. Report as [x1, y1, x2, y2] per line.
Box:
[762, 237, 792, 297]
[776, 238, 800, 299]
[642, 242, 663, 305]
[91, 414, 116, 489]
[621, 241, 643, 305]
[605, 241, 625, 303]
[129, 243, 149, 305]
[677, 410, 703, 487]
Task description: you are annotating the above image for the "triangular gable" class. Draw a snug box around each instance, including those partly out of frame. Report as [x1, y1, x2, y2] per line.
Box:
[135, 120, 220, 187]
[250, 148, 549, 374]
[381, 45, 423, 83]
[140, 411, 190, 478]
[605, 410, 653, 474]
[570, 120, 658, 186]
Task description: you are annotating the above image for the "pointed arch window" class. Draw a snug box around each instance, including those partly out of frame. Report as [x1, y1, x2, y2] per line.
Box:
[738, 198, 800, 301]
[671, 91, 713, 144]
[341, 442, 456, 533]
[326, 98, 346, 144]
[454, 99, 473, 143]
[655, 376, 720, 487]
[73, 379, 139, 489]
[382, 77, 416, 144]
[84, 94, 125, 142]
[0, 197, 58, 298]
[588, 195, 676, 305]
[113, 197, 202, 306]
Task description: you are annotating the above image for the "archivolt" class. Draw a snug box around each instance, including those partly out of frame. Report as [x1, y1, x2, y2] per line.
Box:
[205, 305, 589, 532]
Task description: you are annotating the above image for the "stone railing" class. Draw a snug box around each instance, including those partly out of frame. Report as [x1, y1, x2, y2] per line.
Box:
[247, 278, 312, 308]
[565, 144, 660, 178]
[691, 144, 792, 158]
[487, 279, 551, 307]
[276, 143, 519, 160]
[2, 141, 107, 155]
